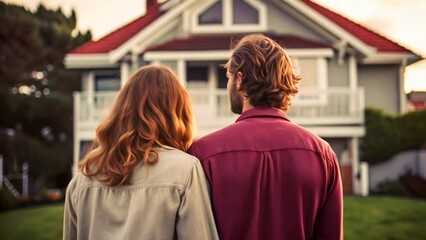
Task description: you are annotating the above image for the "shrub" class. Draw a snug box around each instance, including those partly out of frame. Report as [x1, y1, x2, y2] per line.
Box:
[372, 180, 411, 197]
[0, 188, 22, 212]
[361, 108, 426, 165]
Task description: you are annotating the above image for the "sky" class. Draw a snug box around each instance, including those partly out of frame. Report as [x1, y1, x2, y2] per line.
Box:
[3, 0, 426, 92]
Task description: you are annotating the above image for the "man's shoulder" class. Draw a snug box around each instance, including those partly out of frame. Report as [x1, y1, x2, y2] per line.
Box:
[189, 123, 241, 159]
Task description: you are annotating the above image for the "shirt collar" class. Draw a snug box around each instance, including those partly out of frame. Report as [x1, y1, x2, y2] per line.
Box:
[236, 107, 291, 123]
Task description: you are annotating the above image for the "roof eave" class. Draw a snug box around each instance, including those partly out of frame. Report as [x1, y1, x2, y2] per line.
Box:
[360, 52, 422, 65]
[281, 0, 376, 56]
[64, 53, 118, 69]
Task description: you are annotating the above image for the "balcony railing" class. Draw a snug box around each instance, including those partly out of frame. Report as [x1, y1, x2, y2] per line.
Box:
[74, 87, 364, 130]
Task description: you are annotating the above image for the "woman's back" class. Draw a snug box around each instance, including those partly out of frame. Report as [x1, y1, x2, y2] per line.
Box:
[64, 147, 216, 240]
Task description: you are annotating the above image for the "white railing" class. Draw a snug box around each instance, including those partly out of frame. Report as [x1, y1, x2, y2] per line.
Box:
[74, 87, 364, 128]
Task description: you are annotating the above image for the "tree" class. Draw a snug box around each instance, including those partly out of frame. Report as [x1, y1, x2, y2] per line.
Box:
[0, 2, 91, 195]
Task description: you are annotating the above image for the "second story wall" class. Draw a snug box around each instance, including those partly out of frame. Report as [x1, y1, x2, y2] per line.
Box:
[358, 64, 401, 114]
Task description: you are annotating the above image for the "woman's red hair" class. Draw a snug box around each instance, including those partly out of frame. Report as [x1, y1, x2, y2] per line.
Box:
[80, 65, 195, 186]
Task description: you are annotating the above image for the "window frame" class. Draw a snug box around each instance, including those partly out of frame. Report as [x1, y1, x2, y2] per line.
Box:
[191, 0, 267, 33]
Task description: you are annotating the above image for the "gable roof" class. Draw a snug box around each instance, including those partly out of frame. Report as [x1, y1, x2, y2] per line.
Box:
[67, 0, 418, 59]
[70, 6, 165, 54]
[301, 0, 412, 54]
[147, 34, 332, 51]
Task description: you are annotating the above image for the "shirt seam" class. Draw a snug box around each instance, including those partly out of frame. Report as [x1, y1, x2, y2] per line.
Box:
[200, 147, 335, 164]
[72, 183, 185, 195]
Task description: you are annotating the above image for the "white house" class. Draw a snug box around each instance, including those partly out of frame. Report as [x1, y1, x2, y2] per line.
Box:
[65, 0, 421, 194]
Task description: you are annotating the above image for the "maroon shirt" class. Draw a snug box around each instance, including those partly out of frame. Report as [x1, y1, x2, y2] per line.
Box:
[189, 107, 343, 240]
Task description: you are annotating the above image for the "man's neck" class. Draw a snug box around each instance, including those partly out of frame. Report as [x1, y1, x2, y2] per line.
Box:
[241, 98, 254, 113]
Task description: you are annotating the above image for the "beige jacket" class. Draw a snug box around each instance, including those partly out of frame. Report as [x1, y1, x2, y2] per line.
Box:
[63, 147, 218, 240]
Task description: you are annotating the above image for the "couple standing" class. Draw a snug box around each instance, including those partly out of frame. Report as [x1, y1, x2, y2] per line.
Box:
[63, 34, 343, 240]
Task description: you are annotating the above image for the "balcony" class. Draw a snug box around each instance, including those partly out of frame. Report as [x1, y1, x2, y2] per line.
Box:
[74, 87, 364, 136]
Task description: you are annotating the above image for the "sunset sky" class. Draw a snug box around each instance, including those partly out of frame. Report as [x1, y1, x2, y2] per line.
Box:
[4, 0, 426, 92]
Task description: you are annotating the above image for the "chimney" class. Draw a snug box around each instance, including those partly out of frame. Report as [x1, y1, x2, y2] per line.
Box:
[147, 0, 158, 10]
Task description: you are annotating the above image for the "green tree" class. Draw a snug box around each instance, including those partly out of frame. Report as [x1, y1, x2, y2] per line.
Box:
[0, 2, 91, 194]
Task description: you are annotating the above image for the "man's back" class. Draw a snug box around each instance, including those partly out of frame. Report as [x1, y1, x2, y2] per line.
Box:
[189, 108, 343, 240]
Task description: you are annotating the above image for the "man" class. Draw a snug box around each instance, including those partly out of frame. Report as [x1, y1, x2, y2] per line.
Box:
[188, 34, 343, 240]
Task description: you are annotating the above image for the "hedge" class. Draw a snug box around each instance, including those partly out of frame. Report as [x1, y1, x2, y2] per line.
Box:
[360, 107, 426, 165]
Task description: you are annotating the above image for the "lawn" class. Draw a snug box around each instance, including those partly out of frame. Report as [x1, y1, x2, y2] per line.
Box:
[0, 196, 425, 240]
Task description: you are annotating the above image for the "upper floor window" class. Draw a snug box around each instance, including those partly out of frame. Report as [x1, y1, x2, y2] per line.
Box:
[192, 0, 266, 33]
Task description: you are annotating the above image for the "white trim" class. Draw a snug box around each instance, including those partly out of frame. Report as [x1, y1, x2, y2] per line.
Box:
[361, 53, 415, 64]
[304, 126, 365, 138]
[65, 53, 117, 69]
[279, 0, 376, 56]
[144, 48, 333, 61]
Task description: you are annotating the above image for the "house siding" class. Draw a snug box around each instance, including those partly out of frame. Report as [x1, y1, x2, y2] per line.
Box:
[328, 55, 350, 87]
[266, 1, 329, 43]
[358, 64, 400, 113]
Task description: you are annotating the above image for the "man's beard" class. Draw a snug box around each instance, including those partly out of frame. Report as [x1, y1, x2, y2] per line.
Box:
[230, 81, 243, 114]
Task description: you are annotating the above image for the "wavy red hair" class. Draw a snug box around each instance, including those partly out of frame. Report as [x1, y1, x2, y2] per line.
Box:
[80, 65, 195, 186]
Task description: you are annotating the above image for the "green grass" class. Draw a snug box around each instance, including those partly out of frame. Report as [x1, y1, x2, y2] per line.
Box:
[344, 196, 426, 240]
[0, 203, 64, 240]
[0, 197, 425, 240]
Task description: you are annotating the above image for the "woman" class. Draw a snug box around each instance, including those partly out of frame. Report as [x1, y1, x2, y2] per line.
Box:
[63, 65, 218, 240]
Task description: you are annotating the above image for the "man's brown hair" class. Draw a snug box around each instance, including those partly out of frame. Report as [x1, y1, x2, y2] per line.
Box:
[225, 34, 301, 111]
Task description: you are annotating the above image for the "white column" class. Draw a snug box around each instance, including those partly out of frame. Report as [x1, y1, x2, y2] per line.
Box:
[349, 55, 358, 116]
[73, 92, 81, 176]
[399, 58, 408, 113]
[22, 162, 28, 198]
[350, 137, 360, 195]
[131, 53, 139, 72]
[360, 162, 369, 196]
[177, 59, 187, 86]
[120, 61, 130, 88]
[0, 154, 3, 189]
[85, 72, 95, 121]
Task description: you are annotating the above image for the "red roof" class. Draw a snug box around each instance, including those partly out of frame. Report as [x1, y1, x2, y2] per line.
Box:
[70, 7, 165, 54]
[146, 34, 332, 51]
[302, 0, 413, 53]
[68, 0, 415, 55]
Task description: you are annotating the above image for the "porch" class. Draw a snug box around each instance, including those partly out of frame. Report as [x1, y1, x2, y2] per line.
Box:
[74, 87, 365, 137]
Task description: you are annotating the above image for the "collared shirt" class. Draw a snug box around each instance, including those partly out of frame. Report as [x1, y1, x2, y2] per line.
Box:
[63, 147, 219, 240]
[189, 107, 343, 240]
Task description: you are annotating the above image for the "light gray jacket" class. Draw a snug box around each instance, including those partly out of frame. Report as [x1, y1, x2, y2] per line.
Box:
[63, 147, 218, 240]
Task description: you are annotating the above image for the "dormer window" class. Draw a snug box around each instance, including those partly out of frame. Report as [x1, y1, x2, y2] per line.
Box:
[192, 0, 266, 33]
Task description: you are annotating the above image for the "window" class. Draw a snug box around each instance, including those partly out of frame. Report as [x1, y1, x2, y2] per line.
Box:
[292, 57, 328, 105]
[199, 1, 222, 24]
[233, 0, 258, 24]
[217, 67, 228, 88]
[193, 0, 266, 32]
[187, 65, 209, 89]
[95, 75, 120, 91]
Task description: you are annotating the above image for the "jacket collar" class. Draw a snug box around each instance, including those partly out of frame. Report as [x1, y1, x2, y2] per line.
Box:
[236, 107, 291, 123]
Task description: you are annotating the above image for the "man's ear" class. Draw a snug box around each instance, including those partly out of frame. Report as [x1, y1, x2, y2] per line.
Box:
[236, 72, 243, 90]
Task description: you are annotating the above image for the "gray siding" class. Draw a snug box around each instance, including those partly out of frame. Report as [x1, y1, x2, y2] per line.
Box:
[358, 64, 401, 113]
[328, 55, 350, 87]
[266, 1, 329, 43]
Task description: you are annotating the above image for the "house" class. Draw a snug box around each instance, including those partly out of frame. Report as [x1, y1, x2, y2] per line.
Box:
[407, 90, 426, 111]
[65, 0, 421, 194]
